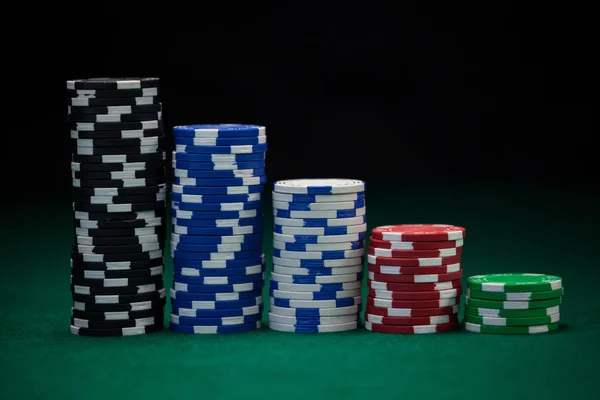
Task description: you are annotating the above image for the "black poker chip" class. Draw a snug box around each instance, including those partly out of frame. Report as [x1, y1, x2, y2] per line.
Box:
[71, 160, 165, 172]
[70, 127, 164, 140]
[72, 296, 166, 313]
[71, 307, 164, 321]
[68, 103, 162, 115]
[71, 152, 166, 164]
[69, 323, 164, 337]
[71, 136, 165, 148]
[67, 87, 160, 99]
[71, 184, 167, 198]
[68, 112, 161, 123]
[72, 177, 166, 189]
[70, 257, 164, 271]
[72, 168, 164, 180]
[66, 78, 160, 90]
[69, 119, 162, 132]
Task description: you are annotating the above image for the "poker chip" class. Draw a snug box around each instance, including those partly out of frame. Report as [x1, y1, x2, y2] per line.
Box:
[463, 273, 563, 334]
[67, 77, 167, 337]
[268, 178, 366, 332]
[365, 224, 466, 334]
[169, 124, 267, 334]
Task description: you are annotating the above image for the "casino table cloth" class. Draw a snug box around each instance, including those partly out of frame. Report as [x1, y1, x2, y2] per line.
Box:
[1, 183, 597, 400]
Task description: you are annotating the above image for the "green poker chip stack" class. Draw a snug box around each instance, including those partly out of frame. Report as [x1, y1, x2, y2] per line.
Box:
[464, 273, 563, 334]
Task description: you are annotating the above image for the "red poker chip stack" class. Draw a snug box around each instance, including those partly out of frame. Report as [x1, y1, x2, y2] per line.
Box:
[364, 224, 466, 334]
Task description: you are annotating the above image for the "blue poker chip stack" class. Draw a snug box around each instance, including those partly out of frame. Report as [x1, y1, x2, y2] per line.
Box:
[268, 178, 367, 333]
[67, 77, 167, 337]
[169, 124, 267, 334]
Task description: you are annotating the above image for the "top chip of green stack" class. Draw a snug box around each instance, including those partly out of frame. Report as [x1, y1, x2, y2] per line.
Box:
[466, 273, 562, 292]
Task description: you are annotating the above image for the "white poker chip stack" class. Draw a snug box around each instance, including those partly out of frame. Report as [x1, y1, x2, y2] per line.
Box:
[268, 178, 367, 332]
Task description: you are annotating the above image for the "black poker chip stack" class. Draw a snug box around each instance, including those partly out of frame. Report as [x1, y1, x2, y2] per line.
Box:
[67, 77, 167, 337]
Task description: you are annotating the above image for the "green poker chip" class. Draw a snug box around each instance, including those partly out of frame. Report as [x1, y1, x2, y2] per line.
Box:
[464, 321, 560, 334]
[465, 296, 562, 310]
[464, 305, 560, 318]
[464, 312, 560, 326]
[467, 287, 564, 301]
[466, 273, 562, 292]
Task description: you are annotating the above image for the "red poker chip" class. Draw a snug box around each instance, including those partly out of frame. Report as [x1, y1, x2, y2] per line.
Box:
[369, 237, 464, 250]
[367, 263, 461, 275]
[365, 320, 459, 334]
[365, 313, 459, 326]
[367, 253, 462, 267]
[367, 295, 460, 309]
[366, 304, 460, 317]
[368, 270, 463, 283]
[368, 246, 463, 258]
[371, 224, 466, 242]
[368, 287, 462, 300]
[366, 279, 462, 292]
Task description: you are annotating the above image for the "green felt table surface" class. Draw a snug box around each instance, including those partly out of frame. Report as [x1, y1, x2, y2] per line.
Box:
[1, 182, 598, 400]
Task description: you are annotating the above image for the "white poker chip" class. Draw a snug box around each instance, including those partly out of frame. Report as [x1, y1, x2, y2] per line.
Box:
[273, 179, 365, 194]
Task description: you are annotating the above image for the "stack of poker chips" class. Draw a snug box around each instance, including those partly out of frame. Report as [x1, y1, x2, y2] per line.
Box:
[268, 179, 366, 333]
[67, 78, 167, 337]
[464, 273, 562, 334]
[168, 124, 267, 334]
[364, 224, 465, 334]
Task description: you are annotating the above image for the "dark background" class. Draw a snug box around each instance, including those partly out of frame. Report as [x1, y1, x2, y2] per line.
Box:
[6, 3, 597, 200]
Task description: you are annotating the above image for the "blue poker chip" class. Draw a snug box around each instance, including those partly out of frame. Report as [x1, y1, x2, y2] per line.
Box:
[171, 296, 262, 310]
[173, 167, 266, 179]
[172, 200, 263, 212]
[172, 248, 263, 261]
[170, 312, 262, 326]
[170, 320, 262, 334]
[174, 136, 266, 146]
[174, 264, 264, 277]
[269, 281, 359, 292]
[173, 225, 263, 236]
[171, 241, 262, 253]
[172, 304, 264, 318]
[170, 288, 262, 302]
[172, 124, 265, 138]
[173, 281, 264, 294]
[173, 216, 262, 227]
[173, 256, 264, 269]
[171, 183, 263, 195]
[173, 273, 264, 285]
[171, 192, 262, 204]
[173, 160, 264, 170]
[175, 143, 268, 154]
[274, 208, 364, 219]
[173, 152, 265, 162]
[174, 176, 266, 187]
[277, 241, 363, 251]
[171, 232, 262, 245]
